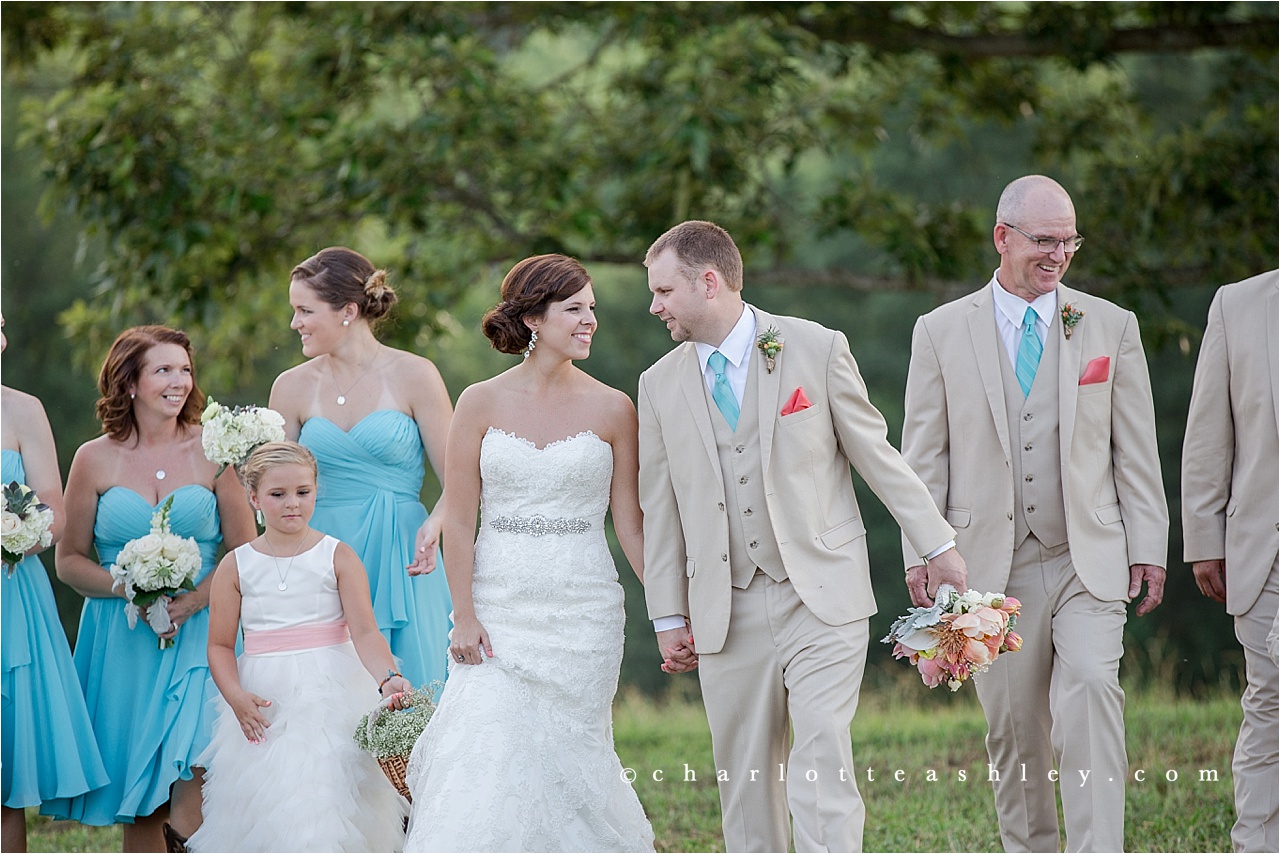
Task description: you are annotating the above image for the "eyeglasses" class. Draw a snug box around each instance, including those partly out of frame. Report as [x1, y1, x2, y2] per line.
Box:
[1002, 223, 1084, 254]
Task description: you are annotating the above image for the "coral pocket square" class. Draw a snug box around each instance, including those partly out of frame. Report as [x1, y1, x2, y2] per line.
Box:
[1079, 356, 1110, 385]
[781, 387, 813, 416]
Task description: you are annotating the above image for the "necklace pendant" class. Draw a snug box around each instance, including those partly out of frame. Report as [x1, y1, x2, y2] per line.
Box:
[156, 469, 167, 480]
[277, 581, 288, 591]
[336, 395, 347, 406]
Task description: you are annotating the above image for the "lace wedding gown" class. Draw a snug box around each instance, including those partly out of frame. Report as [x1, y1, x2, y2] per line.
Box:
[404, 428, 654, 853]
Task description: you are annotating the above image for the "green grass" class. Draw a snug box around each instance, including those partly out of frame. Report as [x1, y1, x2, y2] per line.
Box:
[28, 685, 1242, 852]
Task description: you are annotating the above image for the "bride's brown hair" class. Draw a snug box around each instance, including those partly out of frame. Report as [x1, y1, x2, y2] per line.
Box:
[481, 254, 591, 355]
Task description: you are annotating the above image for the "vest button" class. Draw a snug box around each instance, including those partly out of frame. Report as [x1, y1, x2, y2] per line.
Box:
[1025, 475, 1033, 482]
[739, 476, 749, 485]
[743, 508, 753, 516]
[1026, 505, 1036, 513]
[750, 541, 759, 549]
[1024, 442, 1033, 451]
[735, 445, 745, 454]
[1024, 412, 1033, 421]
[718, 502, 725, 511]
[721, 553, 729, 562]
[1007, 512, 1014, 520]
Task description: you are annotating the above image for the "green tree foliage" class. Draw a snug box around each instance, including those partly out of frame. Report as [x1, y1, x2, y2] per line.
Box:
[3, 1, 1276, 383]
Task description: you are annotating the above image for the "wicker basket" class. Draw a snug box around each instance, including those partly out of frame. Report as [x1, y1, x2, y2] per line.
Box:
[377, 753, 412, 802]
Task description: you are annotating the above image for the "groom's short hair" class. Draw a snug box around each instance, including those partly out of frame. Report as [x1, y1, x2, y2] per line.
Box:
[645, 221, 744, 292]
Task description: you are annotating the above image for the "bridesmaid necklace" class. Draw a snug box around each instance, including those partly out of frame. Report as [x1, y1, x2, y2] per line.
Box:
[150, 439, 178, 481]
[263, 533, 309, 591]
[329, 348, 382, 406]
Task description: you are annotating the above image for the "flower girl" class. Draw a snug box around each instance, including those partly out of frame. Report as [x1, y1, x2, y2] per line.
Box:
[188, 442, 409, 852]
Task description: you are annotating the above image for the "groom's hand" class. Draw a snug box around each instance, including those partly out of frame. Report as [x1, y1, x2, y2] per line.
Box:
[905, 565, 930, 608]
[656, 625, 697, 674]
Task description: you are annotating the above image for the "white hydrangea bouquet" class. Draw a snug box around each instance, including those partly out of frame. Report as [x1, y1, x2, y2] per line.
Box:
[2, 481, 55, 573]
[200, 399, 286, 472]
[354, 684, 441, 801]
[109, 496, 202, 649]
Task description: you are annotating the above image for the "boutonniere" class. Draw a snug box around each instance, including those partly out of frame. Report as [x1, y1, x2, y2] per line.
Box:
[1060, 303, 1084, 339]
[757, 326, 784, 373]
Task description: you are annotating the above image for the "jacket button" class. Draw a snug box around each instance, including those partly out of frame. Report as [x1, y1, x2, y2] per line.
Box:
[721, 553, 729, 562]
[1007, 512, 1014, 520]
[750, 541, 759, 549]
[718, 502, 725, 511]
[1027, 505, 1036, 513]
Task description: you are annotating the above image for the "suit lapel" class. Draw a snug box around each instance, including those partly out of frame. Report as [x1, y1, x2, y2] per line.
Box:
[1057, 285, 1084, 465]
[753, 308, 783, 474]
[676, 344, 724, 480]
[1269, 285, 1279, 432]
[967, 287, 1012, 461]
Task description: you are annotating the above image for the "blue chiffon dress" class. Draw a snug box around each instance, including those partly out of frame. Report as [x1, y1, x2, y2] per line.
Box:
[43, 483, 222, 825]
[300, 409, 452, 688]
[1, 449, 108, 809]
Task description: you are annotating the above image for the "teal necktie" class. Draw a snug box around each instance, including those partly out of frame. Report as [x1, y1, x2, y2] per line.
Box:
[708, 350, 740, 431]
[1015, 306, 1043, 397]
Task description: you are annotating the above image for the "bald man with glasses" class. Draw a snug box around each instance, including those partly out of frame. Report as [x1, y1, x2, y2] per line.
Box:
[900, 175, 1169, 852]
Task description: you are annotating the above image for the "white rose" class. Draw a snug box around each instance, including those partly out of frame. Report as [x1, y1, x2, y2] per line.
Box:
[132, 533, 166, 564]
[201, 400, 224, 424]
[1, 511, 20, 537]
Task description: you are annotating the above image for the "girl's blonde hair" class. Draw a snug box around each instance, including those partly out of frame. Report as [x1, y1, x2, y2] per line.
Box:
[239, 441, 318, 496]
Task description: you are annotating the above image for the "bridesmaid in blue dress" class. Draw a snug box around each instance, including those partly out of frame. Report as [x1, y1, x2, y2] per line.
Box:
[269, 247, 454, 689]
[1, 317, 108, 853]
[46, 326, 255, 852]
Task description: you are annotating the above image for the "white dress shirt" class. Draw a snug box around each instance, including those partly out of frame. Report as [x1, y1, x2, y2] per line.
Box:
[695, 303, 757, 405]
[991, 272, 1058, 370]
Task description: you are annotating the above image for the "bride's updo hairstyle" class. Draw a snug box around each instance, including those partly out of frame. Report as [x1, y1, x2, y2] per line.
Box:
[481, 254, 591, 355]
[239, 441, 319, 497]
[290, 247, 398, 325]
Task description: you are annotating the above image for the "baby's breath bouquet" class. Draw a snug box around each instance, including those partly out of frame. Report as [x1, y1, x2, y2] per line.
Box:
[200, 399, 286, 472]
[2, 481, 54, 573]
[109, 496, 202, 649]
[354, 684, 440, 801]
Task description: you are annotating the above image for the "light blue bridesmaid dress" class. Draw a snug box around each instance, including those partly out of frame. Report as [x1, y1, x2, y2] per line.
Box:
[300, 409, 452, 688]
[43, 483, 222, 825]
[1, 449, 108, 809]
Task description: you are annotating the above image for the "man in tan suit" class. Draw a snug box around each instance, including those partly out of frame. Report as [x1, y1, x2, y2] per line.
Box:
[1182, 269, 1279, 853]
[900, 176, 1169, 852]
[638, 220, 967, 852]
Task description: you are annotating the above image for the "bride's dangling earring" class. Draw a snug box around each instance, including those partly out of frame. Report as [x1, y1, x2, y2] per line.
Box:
[522, 329, 538, 361]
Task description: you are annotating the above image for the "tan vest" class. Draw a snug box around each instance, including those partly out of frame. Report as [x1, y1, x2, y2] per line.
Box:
[999, 322, 1069, 549]
[702, 356, 787, 587]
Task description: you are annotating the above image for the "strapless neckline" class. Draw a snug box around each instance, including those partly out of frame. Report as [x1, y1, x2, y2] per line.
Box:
[484, 427, 607, 453]
[303, 409, 414, 435]
[102, 483, 213, 508]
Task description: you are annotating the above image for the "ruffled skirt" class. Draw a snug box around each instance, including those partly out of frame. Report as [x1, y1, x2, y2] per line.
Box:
[188, 641, 406, 852]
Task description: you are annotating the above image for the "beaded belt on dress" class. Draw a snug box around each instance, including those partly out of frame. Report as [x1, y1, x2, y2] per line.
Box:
[488, 514, 592, 536]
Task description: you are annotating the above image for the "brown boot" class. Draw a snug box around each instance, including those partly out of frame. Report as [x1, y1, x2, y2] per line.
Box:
[162, 822, 189, 853]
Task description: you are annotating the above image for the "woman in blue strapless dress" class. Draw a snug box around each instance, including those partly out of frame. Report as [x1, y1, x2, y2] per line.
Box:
[1, 319, 109, 853]
[45, 326, 256, 852]
[270, 247, 454, 689]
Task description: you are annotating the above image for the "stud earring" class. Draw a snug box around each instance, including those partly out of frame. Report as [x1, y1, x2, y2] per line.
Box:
[342, 319, 350, 327]
[130, 393, 136, 399]
[522, 329, 538, 361]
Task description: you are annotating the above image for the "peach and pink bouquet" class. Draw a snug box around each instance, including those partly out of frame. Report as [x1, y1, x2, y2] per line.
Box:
[882, 584, 1022, 691]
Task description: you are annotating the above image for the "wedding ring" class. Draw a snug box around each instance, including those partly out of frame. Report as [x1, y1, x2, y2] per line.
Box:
[454, 653, 465, 662]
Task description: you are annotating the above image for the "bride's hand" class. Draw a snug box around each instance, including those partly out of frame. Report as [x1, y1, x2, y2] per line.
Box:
[407, 516, 442, 575]
[449, 616, 492, 665]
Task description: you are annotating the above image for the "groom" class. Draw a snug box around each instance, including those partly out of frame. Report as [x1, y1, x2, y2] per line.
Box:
[637, 220, 967, 852]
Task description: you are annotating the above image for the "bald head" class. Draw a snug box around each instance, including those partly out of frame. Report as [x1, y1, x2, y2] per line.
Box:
[996, 175, 1075, 226]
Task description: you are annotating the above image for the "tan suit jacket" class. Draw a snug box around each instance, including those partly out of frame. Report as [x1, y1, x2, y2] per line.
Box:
[1182, 270, 1280, 615]
[639, 308, 955, 654]
[901, 281, 1168, 599]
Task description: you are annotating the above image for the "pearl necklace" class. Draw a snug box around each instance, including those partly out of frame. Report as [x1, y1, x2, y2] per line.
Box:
[262, 533, 309, 591]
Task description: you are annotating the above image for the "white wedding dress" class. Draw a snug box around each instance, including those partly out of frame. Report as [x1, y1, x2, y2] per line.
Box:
[404, 428, 654, 853]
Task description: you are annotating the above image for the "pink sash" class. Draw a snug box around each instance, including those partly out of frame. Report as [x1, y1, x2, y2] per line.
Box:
[243, 620, 350, 655]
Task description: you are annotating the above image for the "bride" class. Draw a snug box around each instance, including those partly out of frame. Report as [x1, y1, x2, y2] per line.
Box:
[404, 254, 655, 852]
